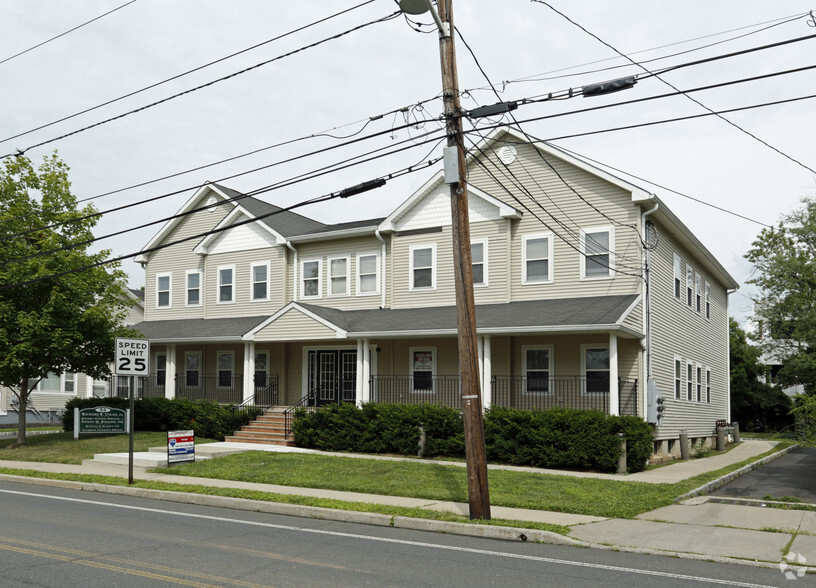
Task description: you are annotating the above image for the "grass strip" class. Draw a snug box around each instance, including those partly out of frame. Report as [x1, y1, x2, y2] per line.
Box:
[0, 467, 570, 535]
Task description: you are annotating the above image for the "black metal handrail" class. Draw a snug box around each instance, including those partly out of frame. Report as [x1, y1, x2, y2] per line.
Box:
[491, 375, 639, 415]
[369, 375, 462, 409]
[284, 392, 315, 439]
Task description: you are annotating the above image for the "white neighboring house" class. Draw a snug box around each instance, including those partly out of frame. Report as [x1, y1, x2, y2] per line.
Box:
[0, 288, 145, 425]
[759, 346, 806, 397]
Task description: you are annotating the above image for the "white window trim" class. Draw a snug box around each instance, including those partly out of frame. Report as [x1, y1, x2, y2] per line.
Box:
[300, 258, 323, 300]
[673, 253, 682, 300]
[217, 264, 236, 305]
[706, 367, 712, 404]
[155, 352, 168, 387]
[409, 346, 436, 394]
[35, 372, 76, 394]
[579, 226, 615, 280]
[250, 261, 270, 302]
[581, 344, 610, 396]
[686, 360, 694, 402]
[471, 238, 489, 287]
[522, 232, 554, 285]
[254, 350, 270, 389]
[686, 264, 694, 309]
[185, 269, 202, 307]
[705, 281, 712, 320]
[185, 351, 202, 388]
[522, 345, 554, 396]
[696, 362, 703, 403]
[327, 255, 350, 298]
[695, 272, 703, 314]
[217, 351, 234, 389]
[409, 243, 437, 292]
[674, 355, 683, 400]
[156, 272, 172, 309]
[356, 251, 380, 296]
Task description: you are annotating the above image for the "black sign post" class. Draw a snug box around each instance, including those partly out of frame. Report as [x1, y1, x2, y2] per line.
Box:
[115, 338, 150, 485]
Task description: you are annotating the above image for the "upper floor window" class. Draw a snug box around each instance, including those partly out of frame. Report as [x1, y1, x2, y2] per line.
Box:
[673, 254, 682, 299]
[328, 256, 349, 297]
[410, 244, 436, 290]
[156, 273, 171, 308]
[471, 239, 488, 286]
[581, 227, 614, 279]
[686, 265, 694, 308]
[186, 270, 201, 306]
[522, 233, 553, 284]
[301, 259, 322, 299]
[695, 273, 703, 314]
[251, 261, 269, 302]
[705, 282, 711, 319]
[357, 252, 379, 295]
[218, 265, 235, 304]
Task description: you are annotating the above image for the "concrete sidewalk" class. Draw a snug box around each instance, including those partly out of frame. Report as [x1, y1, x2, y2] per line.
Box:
[0, 439, 813, 572]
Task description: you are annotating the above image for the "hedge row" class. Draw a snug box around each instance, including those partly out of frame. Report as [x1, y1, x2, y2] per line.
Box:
[62, 397, 263, 441]
[293, 403, 653, 473]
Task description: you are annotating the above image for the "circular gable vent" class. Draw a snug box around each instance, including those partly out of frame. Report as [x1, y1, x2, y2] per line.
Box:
[497, 145, 517, 165]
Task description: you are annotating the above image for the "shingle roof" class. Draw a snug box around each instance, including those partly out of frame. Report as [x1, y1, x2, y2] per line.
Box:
[131, 315, 269, 342]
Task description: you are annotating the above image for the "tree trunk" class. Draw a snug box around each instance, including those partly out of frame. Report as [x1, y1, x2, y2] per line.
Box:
[15, 378, 28, 447]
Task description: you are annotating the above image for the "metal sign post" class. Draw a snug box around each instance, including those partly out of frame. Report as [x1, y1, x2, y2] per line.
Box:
[114, 338, 149, 485]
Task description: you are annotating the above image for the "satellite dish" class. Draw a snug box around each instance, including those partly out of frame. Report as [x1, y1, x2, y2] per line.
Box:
[400, 0, 431, 15]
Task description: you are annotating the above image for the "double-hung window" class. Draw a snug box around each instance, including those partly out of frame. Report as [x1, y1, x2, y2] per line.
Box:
[328, 256, 349, 296]
[186, 270, 201, 306]
[357, 252, 379, 295]
[686, 361, 694, 401]
[254, 351, 269, 388]
[695, 273, 703, 314]
[38, 372, 74, 393]
[706, 368, 712, 403]
[523, 346, 552, 394]
[156, 273, 171, 308]
[583, 346, 610, 394]
[686, 265, 694, 308]
[674, 356, 682, 400]
[410, 348, 435, 392]
[250, 261, 269, 302]
[673, 254, 682, 299]
[410, 244, 436, 290]
[696, 364, 703, 402]
[471, 239, 488, 286]
[218, 265, 235, 304]
[217, 352, 233, 388]
[581, 227, 614, 279]
[155, 353, 167, 387]
[522, 233, 553, 284]
[705, 282, 711, 319]
[301, 259, 321, 299]
[185, 353, 201, 387]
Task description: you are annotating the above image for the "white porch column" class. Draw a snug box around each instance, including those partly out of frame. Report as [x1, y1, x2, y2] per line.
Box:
[165, 344, 176, 400]
[609, 333, 619, 416]
[356, 339, 364, 407]
[482, 335, 492, 409]
[361, 338, 371, 405]
[243, 341, 255, 402]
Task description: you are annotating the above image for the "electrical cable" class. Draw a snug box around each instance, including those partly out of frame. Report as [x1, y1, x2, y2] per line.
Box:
[0, 158, 442, 291]
[0, 0, 137, 66]
[530, 0, 816, 176]
[1, 10, 402, 159]
[0, 1, 377, 146]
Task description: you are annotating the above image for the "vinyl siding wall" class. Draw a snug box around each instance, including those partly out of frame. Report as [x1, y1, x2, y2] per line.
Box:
[647, 219, 730, 439]
[203, 247, 286, 318]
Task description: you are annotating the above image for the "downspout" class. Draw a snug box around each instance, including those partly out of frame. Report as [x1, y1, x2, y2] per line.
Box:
[375, 229, 387, 309]
[286, 241, 298, 301]
[641, 200, 659, 419]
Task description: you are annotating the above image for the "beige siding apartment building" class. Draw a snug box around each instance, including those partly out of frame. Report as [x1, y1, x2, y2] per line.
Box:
[129, 127, 737, 456]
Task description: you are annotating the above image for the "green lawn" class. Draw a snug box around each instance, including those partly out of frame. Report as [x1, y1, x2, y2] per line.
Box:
[0, 431, 171, 464]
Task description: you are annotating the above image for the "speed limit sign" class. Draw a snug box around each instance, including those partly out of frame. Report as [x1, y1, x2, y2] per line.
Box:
[115, 338, 150, 376]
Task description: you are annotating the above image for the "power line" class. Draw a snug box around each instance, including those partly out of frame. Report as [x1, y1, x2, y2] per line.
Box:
[0, 0, 137, 66]
[531, 0, 816, 177]
[0, 158, 441, 291]
[0, 1, 377, 146]
[1, 9, 402, 160]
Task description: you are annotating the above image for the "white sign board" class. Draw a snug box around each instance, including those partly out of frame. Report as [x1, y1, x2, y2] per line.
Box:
[115, 338, 150, 376]
[167, 430, 195, 465]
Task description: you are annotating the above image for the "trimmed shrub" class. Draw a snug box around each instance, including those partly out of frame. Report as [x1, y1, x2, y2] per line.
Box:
[62, 397, 262, 441]
[292, 402, 653, 473]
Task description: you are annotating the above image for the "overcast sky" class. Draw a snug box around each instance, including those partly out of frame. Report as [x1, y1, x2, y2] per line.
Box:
[2, 1, 815, 326]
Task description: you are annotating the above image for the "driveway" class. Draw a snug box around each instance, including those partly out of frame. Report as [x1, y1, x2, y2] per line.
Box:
[712, 446, 816, 502]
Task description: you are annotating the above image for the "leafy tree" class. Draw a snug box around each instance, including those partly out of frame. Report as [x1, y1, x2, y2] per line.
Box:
[746, 198, 816, 394]
[729, 318, 792, 431]
[0, 153, 133, 446]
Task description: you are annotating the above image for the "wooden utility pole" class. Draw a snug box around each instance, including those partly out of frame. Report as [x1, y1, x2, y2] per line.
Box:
[435, 0, 490, 520]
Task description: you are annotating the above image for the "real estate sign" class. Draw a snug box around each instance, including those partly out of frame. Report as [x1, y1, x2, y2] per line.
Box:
[167, 430, 195, 465]
[74, 406, 129, 439]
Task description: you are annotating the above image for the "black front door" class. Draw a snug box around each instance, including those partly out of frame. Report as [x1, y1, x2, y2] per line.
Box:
[309, 350, 357, 406]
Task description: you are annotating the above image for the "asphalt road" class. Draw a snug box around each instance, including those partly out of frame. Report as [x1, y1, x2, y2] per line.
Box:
[0, 479, 796, 587]
[713, 446, 816, 502]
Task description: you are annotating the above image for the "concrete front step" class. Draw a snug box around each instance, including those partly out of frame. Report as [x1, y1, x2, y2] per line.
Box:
[225, 435, 295, 446]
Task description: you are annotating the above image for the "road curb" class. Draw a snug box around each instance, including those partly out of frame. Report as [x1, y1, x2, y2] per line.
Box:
[674, 443, 800, 503]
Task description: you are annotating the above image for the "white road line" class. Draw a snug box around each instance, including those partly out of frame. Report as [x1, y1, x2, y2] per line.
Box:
[0, 487, 778, 587]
